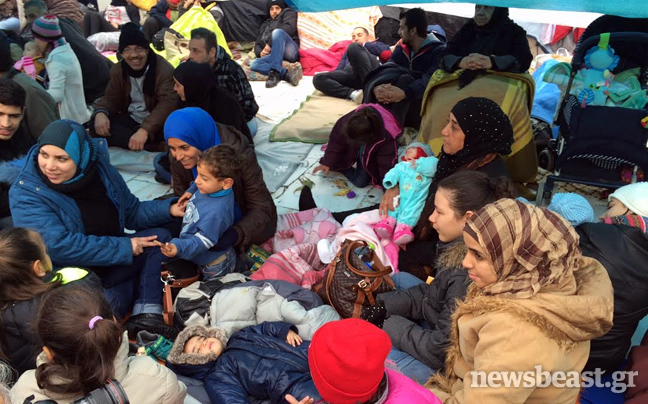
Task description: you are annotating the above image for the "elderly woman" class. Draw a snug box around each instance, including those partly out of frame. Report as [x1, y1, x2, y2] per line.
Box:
[164, 107, 277, 251]
[440, 5, 532, 88]
[428, 199, 613, 404]
[9, 120, 183, 338]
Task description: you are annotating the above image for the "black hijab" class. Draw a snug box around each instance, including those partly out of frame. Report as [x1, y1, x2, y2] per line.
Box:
[434, 97, 513, 182]
[174, 61, 215, 109]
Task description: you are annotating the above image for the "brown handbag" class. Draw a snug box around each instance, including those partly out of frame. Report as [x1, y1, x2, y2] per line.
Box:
[317, 239, 395, 319]
[161, 259, 200, 326]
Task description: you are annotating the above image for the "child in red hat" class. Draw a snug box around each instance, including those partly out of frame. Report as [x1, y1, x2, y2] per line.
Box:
[286, 318, 442, 404]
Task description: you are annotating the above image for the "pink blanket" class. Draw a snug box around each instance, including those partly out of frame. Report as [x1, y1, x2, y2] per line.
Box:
[299, 40, 351, 76]
[253, 208, 340, 289]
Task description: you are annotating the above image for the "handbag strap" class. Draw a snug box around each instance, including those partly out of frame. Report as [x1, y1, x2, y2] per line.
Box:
[160, 270, 200, 326]
[344, 240, 392, 278]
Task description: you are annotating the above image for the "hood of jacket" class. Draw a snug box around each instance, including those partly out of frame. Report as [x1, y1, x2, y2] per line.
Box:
[167, 325, 228, 366]
[355, 103, 402, 140]
[435, 239, 467, 273]
[399, 33, 444, 60]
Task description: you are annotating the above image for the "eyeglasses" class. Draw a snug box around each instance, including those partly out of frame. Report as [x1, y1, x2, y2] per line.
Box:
[121, 47, 148, 57]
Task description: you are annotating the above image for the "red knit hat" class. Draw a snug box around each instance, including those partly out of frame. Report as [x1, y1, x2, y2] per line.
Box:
[401, 146, 428, 161]
[308, 319, 392, 404]
[167, 0, 182, 5]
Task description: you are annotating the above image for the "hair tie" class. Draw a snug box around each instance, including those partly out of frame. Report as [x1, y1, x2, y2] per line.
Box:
[88, 316, 103, 330]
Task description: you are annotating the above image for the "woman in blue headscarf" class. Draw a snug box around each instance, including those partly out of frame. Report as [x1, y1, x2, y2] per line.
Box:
[9, 120, 183, 339]
[164, 107, 276, 251]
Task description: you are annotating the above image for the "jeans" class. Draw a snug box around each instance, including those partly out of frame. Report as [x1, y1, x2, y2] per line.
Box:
[153, 152, 172, 184]
[313, 43, 379, 99]
[247, 117, 258, 138]
[341, 165, 371, 188]
[99, 228, 171, 318]
[250, 29, 299, 76]
[201, 247, 236, 280]
[392, 272, 425, 290]
[387, 348, 435, 384]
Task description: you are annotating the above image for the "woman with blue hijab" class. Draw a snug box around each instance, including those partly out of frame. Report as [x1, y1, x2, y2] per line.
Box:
[9, 120, 183, 339]
[164, 108, 276, 250]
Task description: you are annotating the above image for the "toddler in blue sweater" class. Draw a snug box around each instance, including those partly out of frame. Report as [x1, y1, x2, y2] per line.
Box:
[159, 145, 242, 279]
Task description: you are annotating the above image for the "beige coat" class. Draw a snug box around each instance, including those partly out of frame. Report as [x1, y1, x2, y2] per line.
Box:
[12, 332, 186, 404]
[427, 257, 614, 404]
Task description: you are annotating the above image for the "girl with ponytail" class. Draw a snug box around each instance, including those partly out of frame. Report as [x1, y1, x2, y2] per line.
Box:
[361, 170, 516, 383]
[11, 286, 187, 404]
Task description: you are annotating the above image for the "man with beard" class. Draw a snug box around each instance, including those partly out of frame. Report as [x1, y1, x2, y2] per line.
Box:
[0, 80, 32, 229]
[367, 8, 445, 128]
[91, 23, 178, 151]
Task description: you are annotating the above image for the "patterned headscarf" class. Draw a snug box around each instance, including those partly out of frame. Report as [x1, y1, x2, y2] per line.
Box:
[464, 199, 581, 299]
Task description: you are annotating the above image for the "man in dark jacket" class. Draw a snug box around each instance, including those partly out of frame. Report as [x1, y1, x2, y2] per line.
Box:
[577, 222, 648, 374]
[142, 0, 183, 41]
[367, 8, 445, 128]
[188, 27, 259, 134]
[91, 23, 178, 151]
[167, 322, 320, 404]
[0, 79, 33, 230]
[251, 0, 302, 88]
[313, 27, 391, 102]
[0, 41, 58, 143]
[24, 0, 112, 104]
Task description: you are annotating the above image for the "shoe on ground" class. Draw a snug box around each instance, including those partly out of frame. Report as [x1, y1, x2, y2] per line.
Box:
[350, 89, 363, 104]
[265, 69, 281, 88]
[284, 62, 303, 86]
[125, 313, 178, 342]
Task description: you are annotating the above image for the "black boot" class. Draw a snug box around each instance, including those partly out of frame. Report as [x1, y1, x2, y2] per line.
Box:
[265, 69, 281, 88]
[125, 313, 179, 341]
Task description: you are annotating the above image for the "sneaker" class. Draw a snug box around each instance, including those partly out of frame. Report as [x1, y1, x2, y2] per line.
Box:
[265, 69, 281, 88]
[284, 62, 303, 86]
[136, 331, 174, 361]
[125, 314, 178, 342]
[393, 223, 415, 246]
[374, 216, 396, 240]
[350, 89, 363, 104]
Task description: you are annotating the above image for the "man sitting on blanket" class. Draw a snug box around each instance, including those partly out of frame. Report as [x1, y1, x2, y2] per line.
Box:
[366, 8, 445, 128]
[188, 28, 259, 135]
[313, 27, 391, 104]
[251, 0, 303, 89]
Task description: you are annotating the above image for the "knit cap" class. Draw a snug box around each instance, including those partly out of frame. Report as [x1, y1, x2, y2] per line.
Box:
[32, 14, 62, 43]
[547, 193, 594, 227]
[266, 0, 286, 13]
[309, 319, 391, 404]
[118, 22, 150, 53]
[609, 182, 648, 218]
[401, 146, 428, 161]
[167, 0, 182, 5]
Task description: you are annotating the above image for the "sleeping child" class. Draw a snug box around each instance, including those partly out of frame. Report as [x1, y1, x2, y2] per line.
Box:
[166, 322, 320, 404]
[374, 143, 438, 245]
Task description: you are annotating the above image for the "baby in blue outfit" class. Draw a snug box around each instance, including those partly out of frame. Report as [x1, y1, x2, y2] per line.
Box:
[375, 144, 438, 245]
[159, 145, 242, 279]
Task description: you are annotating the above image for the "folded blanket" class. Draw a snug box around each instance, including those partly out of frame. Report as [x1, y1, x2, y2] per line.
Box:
[300, 40, 351, 76]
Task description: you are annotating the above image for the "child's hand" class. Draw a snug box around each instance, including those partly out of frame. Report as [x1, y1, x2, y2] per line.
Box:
[312, 164, 330, 177]
[155, 241, 178, 258]
[169, 202, 185, 218]
[285, 394, 314, 404]
[286, 330, 302, 347]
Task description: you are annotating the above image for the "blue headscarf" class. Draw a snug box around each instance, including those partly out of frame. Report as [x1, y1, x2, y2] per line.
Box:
[38, 120, 96, 184]
[164, 107, 221, 177]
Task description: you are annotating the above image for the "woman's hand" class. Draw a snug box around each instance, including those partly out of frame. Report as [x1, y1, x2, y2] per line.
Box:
[130, 235, 158, 256]
[94, 112, 111, 137]
[285, 394, 314, 404]
[379, 186, 400, 217]
[312, 164, 330, 177]
[286, 330, 303, 347]
[178, 192, 192, 209]
[169, 202, 185, 218]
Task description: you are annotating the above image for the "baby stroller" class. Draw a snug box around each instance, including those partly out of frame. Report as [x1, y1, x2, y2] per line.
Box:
[538, 17, 648, 205]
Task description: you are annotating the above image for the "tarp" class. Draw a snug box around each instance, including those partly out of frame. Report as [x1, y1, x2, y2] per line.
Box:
[287, 0, 648, 19]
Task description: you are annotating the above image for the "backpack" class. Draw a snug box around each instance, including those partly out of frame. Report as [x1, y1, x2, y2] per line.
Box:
[173, 273, 248, 330]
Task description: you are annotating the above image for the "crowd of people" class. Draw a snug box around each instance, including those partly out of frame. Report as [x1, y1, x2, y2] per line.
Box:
[0, 2, 645, 404]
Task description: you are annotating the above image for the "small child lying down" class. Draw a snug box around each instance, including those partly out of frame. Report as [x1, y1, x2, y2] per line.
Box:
[167, 322, 320, 404]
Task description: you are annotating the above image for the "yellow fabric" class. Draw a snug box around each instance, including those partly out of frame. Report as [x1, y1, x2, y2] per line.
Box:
[270, 91, 358, 143]
[56, 267, 89, 285]
[130, 0, 156, 11]
[418, 70, 537, 183]
[151, 6, 231, 68]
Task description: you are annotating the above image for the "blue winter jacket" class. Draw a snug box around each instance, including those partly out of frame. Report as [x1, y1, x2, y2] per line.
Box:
[9, 139, 175, 268]
[169, 322, 318, 404]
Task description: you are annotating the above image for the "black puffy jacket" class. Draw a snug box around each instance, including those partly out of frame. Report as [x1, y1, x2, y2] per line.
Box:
[254, 5, 299, 57]
[577, 222, 648, 373]
[380, 240, 469, 370]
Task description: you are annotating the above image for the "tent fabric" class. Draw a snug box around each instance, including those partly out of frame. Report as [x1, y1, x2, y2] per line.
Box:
[287, 0, 648, 18]
[219, 0, 269, 42]
[296, 7, 383, 50]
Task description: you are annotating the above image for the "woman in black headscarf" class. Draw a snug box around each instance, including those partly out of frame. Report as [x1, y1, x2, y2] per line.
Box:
[440, 5, 533, 87]
[173, 61, 252, 143]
